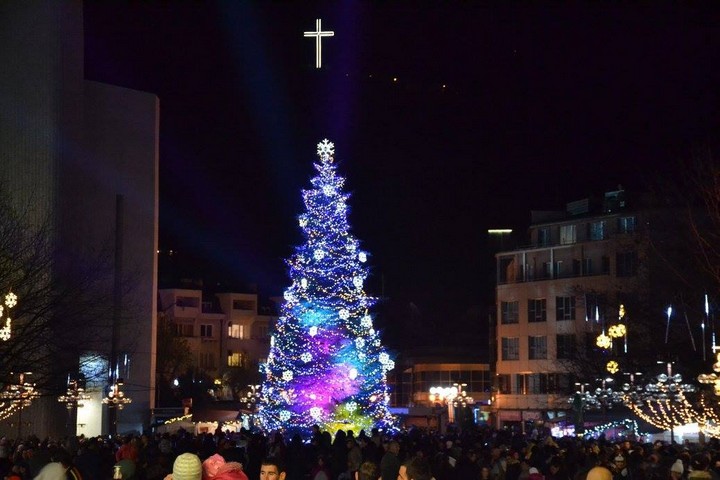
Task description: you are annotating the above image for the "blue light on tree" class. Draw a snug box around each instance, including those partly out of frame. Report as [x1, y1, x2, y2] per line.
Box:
[258, 139, 396, 437]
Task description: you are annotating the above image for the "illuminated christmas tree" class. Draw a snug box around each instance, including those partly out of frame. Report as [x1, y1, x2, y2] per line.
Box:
[258, 139, 395, 436]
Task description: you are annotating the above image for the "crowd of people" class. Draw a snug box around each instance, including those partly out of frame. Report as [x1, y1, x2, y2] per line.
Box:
[1, 424, 720, 480]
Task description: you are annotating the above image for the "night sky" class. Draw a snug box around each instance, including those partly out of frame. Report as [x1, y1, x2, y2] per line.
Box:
[83, 4, 720, 342]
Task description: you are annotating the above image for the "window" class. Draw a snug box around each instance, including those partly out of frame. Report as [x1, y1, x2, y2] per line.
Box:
[501, 337, 519, 360]
[174, 324, 193, 337]
[583, 258, 592, 275]
[497, 374, 512, 394]
[176, 296, 199, 308]
[528, 299, 547, 322]
[538, 227, 550, 246]
[616, 251, 637, 277]
[601, 256, 610, 274]
[233, 299, 256, 311]
[560, 225, 576, 245]
[618, 216, 636, 234]
[257, 325, 269, 338]
[227, 351, 244, 367]
[200, 324, 213, 338]
[556, 334, 576, 359]
[199, 352, 215, 369]
[589, 221, 606, 241]
[228, 323, 244, 339]
[556, 296, 576, 321]
[529, 336, 547, 359]
[500, 301, 519, 324]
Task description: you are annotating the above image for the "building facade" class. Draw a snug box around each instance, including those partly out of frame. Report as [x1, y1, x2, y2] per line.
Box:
[493, 189, 642, 429]
[0, 1, 158, 437]
[158, 289, 275, 399]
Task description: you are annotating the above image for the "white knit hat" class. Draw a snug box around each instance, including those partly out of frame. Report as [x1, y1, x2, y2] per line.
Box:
[671, 460, 684, 475]
[173, 453, 202, 480]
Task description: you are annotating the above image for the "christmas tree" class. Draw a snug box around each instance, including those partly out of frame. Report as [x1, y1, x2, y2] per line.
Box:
[258, 139, 396, 436]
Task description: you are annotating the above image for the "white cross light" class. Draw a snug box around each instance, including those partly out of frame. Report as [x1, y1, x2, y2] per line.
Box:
[304, 19, 334, 69]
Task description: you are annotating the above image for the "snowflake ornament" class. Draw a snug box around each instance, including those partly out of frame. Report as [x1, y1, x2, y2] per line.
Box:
[279, 410, 291, 421]
[310, 407, 323, 419]
[339, 309, 350, 320]
[361, 315, 372, 328]
[282, 370, 294, 381]
[5, 292, 17, 308]
[317, 139, 335, 157]
[300, 352, 312, 363]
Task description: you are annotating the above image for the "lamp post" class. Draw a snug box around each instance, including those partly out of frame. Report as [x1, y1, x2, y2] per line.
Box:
[643, 362, 696, 444]
[429, 383, 474, 432]
[102, 377, 132, 432]
[239, 384, 261, 430]
[58, 375, 91, 434]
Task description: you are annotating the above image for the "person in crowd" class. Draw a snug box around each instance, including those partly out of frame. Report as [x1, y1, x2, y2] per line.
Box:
[587, 466, 614, 480]
[381, 441, 401, 480]
[671, 459, 685, 480]
[355, 461, 379, 480]
[399, 457, 433, 480]
[202, 453, 248, 480]
[259, 457, 286, 480]
[309, 455, 332, 480]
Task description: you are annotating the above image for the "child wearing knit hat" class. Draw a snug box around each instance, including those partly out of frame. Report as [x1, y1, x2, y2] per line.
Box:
[165, 453, 203, 480]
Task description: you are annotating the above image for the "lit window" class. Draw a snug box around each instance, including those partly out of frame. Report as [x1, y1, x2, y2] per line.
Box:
[227, 351, 243, 367]
[228, 323, 243, 339]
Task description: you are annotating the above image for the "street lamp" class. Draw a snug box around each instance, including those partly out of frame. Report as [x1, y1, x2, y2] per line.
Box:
[628, 362, 696, 444]
[102, 378, 132, 410]
[240, 384, 261, 410]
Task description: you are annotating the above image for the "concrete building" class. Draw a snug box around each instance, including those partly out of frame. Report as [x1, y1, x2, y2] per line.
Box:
[157, 289, 274, 398]
[0, 1, 158, 436]
[493, 189, 642, 429]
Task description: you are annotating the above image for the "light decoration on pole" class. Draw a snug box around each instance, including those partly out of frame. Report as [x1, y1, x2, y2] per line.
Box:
[569, 378, 623, 411]
[58, 377, 90, 410]
[625, 363, 696, 442]
[606, 361, 619, 374]
[258, 139, 395, 437]
[240, 385, 261, 410]
[596, 332, 612, 349]
[102, 378, 132, 410]
[0, 290, 18, 341]
[429, 383, 474, 424]
[0, 372, 39, 438]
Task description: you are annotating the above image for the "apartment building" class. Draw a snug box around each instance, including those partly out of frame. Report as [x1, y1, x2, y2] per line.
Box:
[158, 289, 275, 396]
[493, 189, 642, 428]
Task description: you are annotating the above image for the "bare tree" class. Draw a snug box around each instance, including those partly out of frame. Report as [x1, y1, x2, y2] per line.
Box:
[0, 190, 138, 398]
